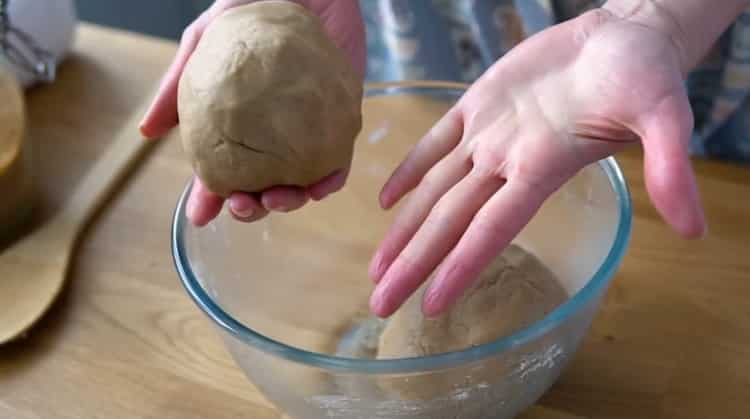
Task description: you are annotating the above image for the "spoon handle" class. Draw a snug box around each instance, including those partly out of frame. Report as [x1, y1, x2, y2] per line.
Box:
[56, 94, 158, 237]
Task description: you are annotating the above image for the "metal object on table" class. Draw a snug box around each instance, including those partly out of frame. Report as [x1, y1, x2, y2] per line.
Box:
[0, 0, 56, 83]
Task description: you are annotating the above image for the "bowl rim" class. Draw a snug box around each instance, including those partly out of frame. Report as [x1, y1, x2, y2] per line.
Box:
[172, 80, 633, 374]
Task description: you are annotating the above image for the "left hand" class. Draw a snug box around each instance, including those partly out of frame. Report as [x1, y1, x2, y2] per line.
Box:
[139, 0, 366, 226]
[368, 8, 707, 318]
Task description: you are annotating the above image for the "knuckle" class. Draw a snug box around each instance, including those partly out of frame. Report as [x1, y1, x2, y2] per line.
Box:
[419, 168, 441, 191]
[454, 144, 475, 170]
[424, 200, 451, 229]
[461, 108, 485, 136]
[471, 163, 501, 180]
[439, 259, 474, 289]
[471, 159, 507, 185]
[473, 210, 513, 238]
[181, 25, 197, 42]
[181, 11, 210, 42]
[509, 157, 535, 179]
[393, 253, 427, 282]
[508, 166, 554, 199]
[506, 156, 548, 187]
[434, 107, 464, 138]
[394, 156, 418, 183]
[468, 140, 509, 177]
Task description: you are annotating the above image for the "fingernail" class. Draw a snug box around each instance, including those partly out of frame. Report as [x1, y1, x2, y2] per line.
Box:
[369, 285, 390, 318]
[311, 191, 330, 202]
[140, 99, 152, 123]
[369, 252, 386, 282]
[186, 197, 197, 221]
[230, 201, 255, 219]
[138, 118, 147, 136]
[379, 191, 391, 209]
[422, 272, 450, 318]
[422, 288, 443, 319]
[139, 122, 154, 140]
[139, 97, 157, 137]
[308, 185, 329, 202]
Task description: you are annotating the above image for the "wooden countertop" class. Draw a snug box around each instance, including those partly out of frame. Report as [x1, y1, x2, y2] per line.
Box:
[1, 24, 749, 419]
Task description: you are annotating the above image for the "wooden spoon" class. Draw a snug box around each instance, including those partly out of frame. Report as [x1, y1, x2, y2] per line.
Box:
[0, 97, 156, 344]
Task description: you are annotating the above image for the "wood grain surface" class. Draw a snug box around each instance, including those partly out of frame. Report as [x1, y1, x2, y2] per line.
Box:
[1, 24, 749, 419]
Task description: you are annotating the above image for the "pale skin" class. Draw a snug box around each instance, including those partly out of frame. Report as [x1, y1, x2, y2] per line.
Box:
[141, 0, 749, 318]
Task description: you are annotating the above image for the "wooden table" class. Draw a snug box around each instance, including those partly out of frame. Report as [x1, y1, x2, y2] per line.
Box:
[1, 24, 749, 419]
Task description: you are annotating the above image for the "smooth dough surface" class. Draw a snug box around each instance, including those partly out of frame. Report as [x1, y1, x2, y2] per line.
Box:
[377, 244, 568, 359]
[178, 0, 363, 197]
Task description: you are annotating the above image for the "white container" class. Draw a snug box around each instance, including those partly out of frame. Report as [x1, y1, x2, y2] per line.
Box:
[5, 0, 77, 87]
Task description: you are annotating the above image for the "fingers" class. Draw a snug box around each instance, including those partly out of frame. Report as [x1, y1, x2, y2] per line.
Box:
[421, 179, 549, 317]
[230, 174, 334, 222]
[228, 192, 268, 222]
[258, 167, 348, 213]
[189, 162, 342, 228]
[379, 109, 464, 209]
[260, 186, 309, 212]
[308, 167, 349, 201]
[140, 8, 219, 139]
[187, 177, 225, 227]
[639, 93, 706, 238]
[369, 169, 505, 318]
[139, 1, 247, 138]
[310, 0, 367, 77]
[192, 182, 309, 226]
[190, 181, 309, 226]
[369, 150, 472, 282]
[140, 23, 204, 138]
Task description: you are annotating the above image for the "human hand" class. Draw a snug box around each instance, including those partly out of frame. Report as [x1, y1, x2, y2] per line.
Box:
[369, 8, 707, 318]
[140, 0, 366, 226]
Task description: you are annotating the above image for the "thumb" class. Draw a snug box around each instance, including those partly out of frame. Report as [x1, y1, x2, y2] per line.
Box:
[140, 3, 228, 139]
[638, 92, 707, 238]
[311, 0, 367, 78]
[140, 14, 209, 138]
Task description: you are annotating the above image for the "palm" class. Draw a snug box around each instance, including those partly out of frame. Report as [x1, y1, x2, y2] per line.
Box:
[470, 11, 688, 186]
[369, 10, 706, 318]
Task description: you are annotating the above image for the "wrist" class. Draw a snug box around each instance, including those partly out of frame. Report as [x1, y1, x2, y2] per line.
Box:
[603, 0, 750, 72]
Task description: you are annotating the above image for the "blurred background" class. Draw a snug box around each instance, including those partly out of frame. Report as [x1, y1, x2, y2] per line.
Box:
[75, 0, 211, 39]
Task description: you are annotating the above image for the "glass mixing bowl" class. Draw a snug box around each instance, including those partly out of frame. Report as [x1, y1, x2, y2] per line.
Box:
[172, 81, 632, 419]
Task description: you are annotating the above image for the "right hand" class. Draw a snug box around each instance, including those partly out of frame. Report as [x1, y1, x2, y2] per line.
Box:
[140, 0, 366, 226]
[367, 8, 707, 318]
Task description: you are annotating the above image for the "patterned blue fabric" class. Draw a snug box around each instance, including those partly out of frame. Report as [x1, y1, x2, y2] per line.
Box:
[360, 0, 750, 163]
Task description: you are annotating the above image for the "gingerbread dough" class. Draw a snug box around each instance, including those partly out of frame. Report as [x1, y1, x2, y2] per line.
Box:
[178, 0, 363, 197]
[373, 244, 567, 402]
[378, 244, 568, 359]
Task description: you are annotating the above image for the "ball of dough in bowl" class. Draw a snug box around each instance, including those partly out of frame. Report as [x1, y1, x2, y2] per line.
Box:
[377, 244, 568, 400]
[178, 0, 363, 197]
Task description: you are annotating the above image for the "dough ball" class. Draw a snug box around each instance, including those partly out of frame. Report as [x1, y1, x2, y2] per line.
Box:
[376, 244, 568, 400]
[378, 244, 567, 359]
[178, 0, 363, 197]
